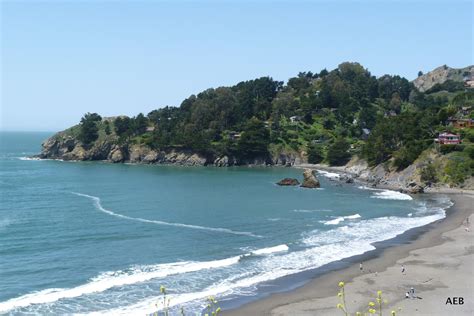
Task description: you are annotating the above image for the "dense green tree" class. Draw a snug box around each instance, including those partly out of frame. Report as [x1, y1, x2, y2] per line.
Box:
[327, 138, 351, 166]
[78, 112, 102, 144]
[307, 143, 324, 164]
[237, 117, 270, 159]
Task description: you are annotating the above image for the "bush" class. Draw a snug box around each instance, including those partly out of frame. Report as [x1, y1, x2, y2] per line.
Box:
[420, 163, 438, 183]
[439, 144, 464, 154]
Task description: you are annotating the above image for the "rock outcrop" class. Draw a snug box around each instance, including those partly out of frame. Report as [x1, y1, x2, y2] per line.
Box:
[300, 169, 320, 188]
[412, 65, 473, 92]
[276, 178, 300, 186]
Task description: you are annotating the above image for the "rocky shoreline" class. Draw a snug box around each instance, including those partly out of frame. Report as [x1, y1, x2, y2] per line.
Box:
[37, 133, 302, 167]
[37, 132, 472, 193]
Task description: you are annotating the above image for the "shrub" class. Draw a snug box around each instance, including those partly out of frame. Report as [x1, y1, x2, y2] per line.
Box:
[439, 144, 464, 154]
[420, 163, 438, 183]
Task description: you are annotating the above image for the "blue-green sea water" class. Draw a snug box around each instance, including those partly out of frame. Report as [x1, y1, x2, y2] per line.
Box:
[0, 132, 452, 315]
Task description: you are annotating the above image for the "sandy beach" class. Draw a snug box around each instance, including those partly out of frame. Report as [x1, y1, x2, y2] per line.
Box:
[224, 193, 474, 316]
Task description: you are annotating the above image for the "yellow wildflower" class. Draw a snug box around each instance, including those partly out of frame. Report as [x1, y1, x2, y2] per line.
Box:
[337, 303, 343, 309]
[160, 285, 166, 294]
[369, 308, 376, 314]
[391, 311, 396, 316]
[377, 290, 382, 296]
[338, 281, 345, 287]
[368, 301, 375, 307]
[338, 292, 343, 297]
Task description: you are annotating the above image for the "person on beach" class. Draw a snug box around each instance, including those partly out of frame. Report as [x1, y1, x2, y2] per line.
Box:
[359, 262, 363, 272]
[410, 287, 415, 299]
[401, 264, 405, 274]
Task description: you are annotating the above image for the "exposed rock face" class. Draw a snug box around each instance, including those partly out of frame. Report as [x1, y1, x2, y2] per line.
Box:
[404, 182, 425, 194]
[300, 169, 320, 188]
[412, 65, 473, 92]
[38, 128, 306, 167]
[276, 178, 300, 186]
[108, 147, 125, 163]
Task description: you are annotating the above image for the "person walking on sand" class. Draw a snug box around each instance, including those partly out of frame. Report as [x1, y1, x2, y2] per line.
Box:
[401, 264, 405, 274]
[410, 287, 415, 299]
[359, 262, 363, 273]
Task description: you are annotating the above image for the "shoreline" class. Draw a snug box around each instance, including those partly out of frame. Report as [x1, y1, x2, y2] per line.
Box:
[223, 192, 473, 315]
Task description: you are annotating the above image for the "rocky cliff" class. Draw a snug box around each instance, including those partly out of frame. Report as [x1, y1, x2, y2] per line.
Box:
[38, 129, 303, 167]
[413, 65, 473, 92]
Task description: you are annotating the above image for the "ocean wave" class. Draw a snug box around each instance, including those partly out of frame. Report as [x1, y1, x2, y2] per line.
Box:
[250, 244, 289, 255]
[370, 190, 412, 200]
[320, 213, 361, 225]
[0, 256, 242, 313]
[86, 240, 374, 315]
[304, 212, 446, 247]
[316, 170, 340, 179]
[292, 209, 333, 213]
[0, 242, 290, 314]
[71, 192, 261, 238]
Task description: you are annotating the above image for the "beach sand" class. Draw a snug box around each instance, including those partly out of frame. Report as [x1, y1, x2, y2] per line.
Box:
[224, 193, 473, 315]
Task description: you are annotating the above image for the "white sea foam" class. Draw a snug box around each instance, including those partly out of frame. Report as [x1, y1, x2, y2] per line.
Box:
[85, 240, 375, 316]
[0, 256, 241, 313]
[321, 213, 361, 225]
[316, 170, 340, 179]
[292, 209, 333, 213]
[251, 244, 289, 255]
[371, 190, 413, 200]
[71, 192, 261, 238]
[18, 157, 41, 161]
[0, 242, 290, 314]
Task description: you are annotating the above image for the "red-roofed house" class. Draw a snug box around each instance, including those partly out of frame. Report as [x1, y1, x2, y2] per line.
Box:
[436, 132, 461, 145]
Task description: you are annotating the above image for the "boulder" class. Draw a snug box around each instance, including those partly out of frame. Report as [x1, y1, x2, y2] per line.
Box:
[340, 174, 354, 183]
[406, 181, 425, 194]
[277, 178, 300, 186]
[300, 169, 320, 188]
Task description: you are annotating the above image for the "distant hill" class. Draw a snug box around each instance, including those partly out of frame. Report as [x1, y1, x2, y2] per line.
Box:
[413, 65, 473, 92]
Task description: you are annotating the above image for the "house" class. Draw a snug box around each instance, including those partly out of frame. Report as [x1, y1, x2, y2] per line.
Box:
[228, 131, 242, 141]
[435, 132, 461, 145]
[361, 128, 371, 140]
[461, 106, 471, 116]
[146, 126, 155, 132]
[447, 118, 474, 129]
[289, 116, 302, 123]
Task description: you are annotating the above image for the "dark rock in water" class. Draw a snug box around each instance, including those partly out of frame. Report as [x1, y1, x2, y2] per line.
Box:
[300, 169, 320, 188]
[277, 178, 300, 186]
[340, 174, 354, 183]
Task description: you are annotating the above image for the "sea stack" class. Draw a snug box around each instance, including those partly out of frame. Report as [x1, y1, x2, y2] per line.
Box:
[276, 178, 300, 186]
[300, 169, 320, 188]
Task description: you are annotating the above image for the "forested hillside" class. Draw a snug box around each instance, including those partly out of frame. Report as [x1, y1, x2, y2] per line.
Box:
[42, 62, 474, 186]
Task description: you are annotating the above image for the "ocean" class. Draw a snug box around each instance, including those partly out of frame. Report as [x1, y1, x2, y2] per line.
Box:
[0, 132, 452, 315]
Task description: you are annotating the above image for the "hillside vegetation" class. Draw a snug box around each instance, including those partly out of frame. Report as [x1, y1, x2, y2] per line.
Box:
[48, 62, 474, 187]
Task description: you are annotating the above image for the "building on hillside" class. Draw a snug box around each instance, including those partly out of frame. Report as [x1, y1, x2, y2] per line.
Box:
[146, 126, 155, 132]
[435, 132, 461, 145]
[464, 76, 474, 88]
[461, 106, 471, 116]
[447, 118, 474, 129]
[228, 131, 242, 141]
[361, 128, 371, 140]
[289, 115, 302, 123]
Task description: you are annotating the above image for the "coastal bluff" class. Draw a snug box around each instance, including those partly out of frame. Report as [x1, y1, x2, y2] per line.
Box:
[38, 128, 303, 167]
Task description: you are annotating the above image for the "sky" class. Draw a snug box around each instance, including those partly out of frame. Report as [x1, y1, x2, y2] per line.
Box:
[1, 0, 472, 131]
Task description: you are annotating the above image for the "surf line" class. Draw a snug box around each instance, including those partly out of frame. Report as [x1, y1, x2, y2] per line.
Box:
[71, 192, 262, 238]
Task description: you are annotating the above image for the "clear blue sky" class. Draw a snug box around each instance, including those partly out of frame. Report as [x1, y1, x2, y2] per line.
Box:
[1, 0, 472, 131]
